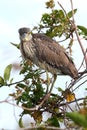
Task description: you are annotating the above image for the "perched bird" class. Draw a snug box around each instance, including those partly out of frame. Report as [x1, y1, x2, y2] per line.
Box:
[18, 27, 78, 79]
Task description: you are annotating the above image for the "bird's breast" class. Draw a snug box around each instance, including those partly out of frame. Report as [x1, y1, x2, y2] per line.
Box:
[20, 41, 37, 62]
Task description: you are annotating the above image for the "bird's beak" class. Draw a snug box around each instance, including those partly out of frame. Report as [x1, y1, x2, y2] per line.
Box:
[20, 32, 32, 42]
[20, 33, 29, 42]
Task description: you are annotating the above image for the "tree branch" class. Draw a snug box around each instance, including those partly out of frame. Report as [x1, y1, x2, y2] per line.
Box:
[70, 0, 87, 68]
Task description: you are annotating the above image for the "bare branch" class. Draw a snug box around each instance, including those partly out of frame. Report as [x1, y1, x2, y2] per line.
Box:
[70, 0, 87, 68]
[57, 2, 67, 16]
[59, 97, 87, 107]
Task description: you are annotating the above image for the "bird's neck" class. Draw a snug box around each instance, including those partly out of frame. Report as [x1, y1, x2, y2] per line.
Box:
[28, 33, 32, 41]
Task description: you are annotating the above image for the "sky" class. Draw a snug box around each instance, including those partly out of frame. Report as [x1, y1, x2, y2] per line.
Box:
[0, 0, 87, 129]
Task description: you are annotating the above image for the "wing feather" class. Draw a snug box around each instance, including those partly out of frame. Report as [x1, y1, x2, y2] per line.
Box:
[33, 33, 70, 67]
[32, 33, 78, 78]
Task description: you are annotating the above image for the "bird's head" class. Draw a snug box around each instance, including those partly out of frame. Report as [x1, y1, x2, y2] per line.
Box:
[18, 27, 32, 42]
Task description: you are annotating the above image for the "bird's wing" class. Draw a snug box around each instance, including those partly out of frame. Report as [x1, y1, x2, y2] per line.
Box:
[32, 33, 78, 78]
[33, 33, 70, 68]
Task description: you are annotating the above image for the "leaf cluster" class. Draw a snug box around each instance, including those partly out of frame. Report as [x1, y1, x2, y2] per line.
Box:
[38, 9, 77, 39]
[15, 62, 65, 127]
[15, 62, 45, 108]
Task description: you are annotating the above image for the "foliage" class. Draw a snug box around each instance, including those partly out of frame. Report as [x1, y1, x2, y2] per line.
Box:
[0, 0, 87, 130]
[0, 64, 12, 87]
[66, 111, 87, 128]
[77, 25, 87, 39]
[38, 9, 77, 39]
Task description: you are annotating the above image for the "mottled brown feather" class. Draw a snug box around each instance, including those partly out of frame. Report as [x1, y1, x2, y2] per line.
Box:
[19, 28, 78, 79]
[32, 33, 78, 78]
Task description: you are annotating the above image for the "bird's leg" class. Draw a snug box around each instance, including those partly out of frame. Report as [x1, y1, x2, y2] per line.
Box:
[46, 71, 50, 94]
[49, 74, 57, 93]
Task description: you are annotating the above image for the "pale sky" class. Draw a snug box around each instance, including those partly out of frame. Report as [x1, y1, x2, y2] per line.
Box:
[0, 0, 87, 129]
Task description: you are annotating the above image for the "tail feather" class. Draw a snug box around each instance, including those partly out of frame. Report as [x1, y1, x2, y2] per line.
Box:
[69, 62, 78, 79]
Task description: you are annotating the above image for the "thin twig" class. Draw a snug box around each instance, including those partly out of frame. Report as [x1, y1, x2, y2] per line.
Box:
[59, 97, 87, 107]
[68, 73, 87, 90]
[57, 1, 67, 16]
[6, 79, 25, 86]
[0, 94, 86, 115]
[78, 56, 85, 71]
[78, 49, 87, 71]
[74, 97, 81, 110]
[73, 79, 87, 92]
[70, 0, 87, 68]
[0, 93, 51, 111]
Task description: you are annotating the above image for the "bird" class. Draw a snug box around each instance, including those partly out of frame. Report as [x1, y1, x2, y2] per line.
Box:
[18, 27, 78, 77]
[18, 27, 78, 108]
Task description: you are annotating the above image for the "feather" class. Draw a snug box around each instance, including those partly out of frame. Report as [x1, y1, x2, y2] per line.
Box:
[32, 33, 78, 78]
[19, 28, 78, 79]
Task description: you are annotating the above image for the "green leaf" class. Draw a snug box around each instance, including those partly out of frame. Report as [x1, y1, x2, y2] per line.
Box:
[66, 112, 87, 128]
[58, 87, 63, 92]
[57, 10, 65, 19]
[47, 116, 60, 127]
[19, 118, 24, 128]
[0, 76, 4, 87]
[77, 25, 87, 36]
[10, 42, 20, 49]
[4, 64, 12, 82]
[17, 83, 28, 89]
[10, 78, 13, 84]
[67, 9, 77, 18]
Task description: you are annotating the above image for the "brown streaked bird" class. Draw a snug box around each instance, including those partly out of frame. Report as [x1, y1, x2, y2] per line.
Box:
[18, 27, 78, 91]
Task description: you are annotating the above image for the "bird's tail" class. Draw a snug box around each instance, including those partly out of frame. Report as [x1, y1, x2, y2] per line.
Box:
[68, 62, 78, 79]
